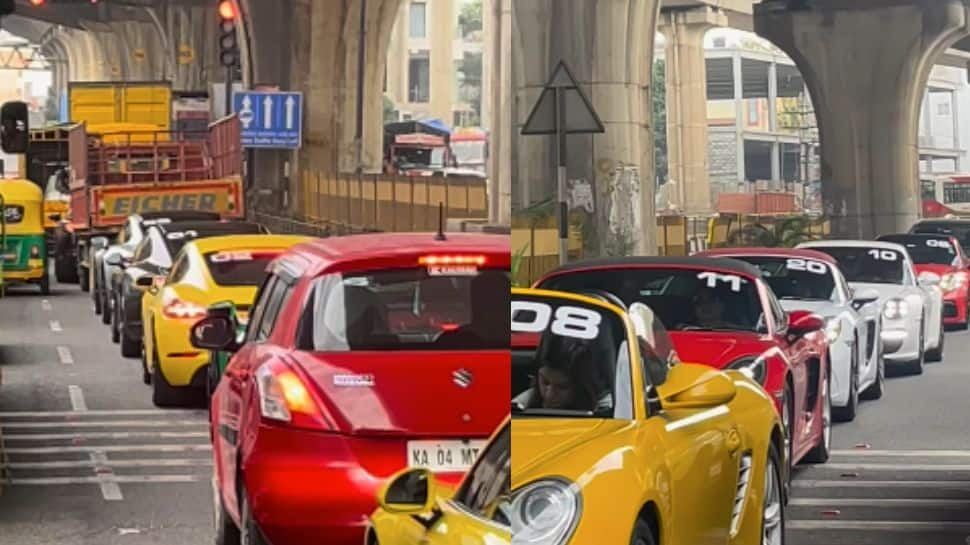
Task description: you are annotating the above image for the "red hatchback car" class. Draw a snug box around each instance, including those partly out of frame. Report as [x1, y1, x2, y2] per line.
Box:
[535, 257, 832, 474]
[190, 232, 510, 545]
[877, 233, 970, 329]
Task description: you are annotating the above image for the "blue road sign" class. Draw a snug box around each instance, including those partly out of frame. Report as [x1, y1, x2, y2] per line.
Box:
[232, 91, 303, 149]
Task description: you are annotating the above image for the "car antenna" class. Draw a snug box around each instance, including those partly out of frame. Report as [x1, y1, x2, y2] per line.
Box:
[434, 202, 447, 241]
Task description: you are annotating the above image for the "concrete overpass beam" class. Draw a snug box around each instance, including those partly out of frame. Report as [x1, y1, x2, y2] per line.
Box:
[513, 0, 662, 255]
[659, 6, 727, 215]
[756, 0, 970, 238]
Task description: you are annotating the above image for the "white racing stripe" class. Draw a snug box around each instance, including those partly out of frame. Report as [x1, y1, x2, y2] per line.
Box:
[8, 475, 202, 486]
[56, 346, 74, 365]
[2, 431, 210, 441]
[1, 420, 207, 429]
[49, 320, 63, 332]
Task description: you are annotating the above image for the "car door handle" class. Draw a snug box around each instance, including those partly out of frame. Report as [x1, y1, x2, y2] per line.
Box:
[726, 428, 742, 453]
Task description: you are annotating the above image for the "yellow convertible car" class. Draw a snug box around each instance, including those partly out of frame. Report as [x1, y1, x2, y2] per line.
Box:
[367, 418, 511, 545]
[140, 234, 311, 407]
[510, 288, 786, 545]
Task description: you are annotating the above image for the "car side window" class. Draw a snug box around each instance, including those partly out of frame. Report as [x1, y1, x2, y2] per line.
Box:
[767, 290, 787, 333]
[256, 281, 295, 341]
[133, 238, 151, 262]
[168, 254, 189, 284]
[452, 424, 510, 526]
[246, 275, 279, 343]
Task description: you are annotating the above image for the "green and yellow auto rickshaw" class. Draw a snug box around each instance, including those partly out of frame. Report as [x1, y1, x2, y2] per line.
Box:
[0, 179, 49, 294]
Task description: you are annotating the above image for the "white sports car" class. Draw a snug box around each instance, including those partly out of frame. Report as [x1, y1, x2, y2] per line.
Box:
[700, 248, 887, 422]
[799, 240, 945, 375]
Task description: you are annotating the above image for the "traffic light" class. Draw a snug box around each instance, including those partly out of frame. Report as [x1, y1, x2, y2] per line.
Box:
[1, 101, 29, 154]
[218, 0, 239, 68]
[0, 0, 14, 16]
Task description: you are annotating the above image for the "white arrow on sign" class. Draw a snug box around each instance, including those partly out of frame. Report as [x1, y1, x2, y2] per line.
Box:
[285, 96, 296, 130]
[263, 96, 273, 129]
[238, 96, 254, 129]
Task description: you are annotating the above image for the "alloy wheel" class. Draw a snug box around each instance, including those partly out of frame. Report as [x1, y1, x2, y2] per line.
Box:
[762, 455, 784, 545]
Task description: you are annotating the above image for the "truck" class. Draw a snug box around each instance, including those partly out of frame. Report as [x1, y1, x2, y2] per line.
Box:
[50, 116, 245, 290]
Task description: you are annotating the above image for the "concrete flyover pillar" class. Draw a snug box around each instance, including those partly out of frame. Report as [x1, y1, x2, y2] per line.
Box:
[756, 0, 970, 238]
[659, 6, 726, 215]
[513, 0, 662, 256]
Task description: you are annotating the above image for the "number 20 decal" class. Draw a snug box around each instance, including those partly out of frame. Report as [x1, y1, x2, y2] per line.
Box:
[511, 301, 602, 339]
[786, 258, 827, 275]
[868, 249, 898, 261]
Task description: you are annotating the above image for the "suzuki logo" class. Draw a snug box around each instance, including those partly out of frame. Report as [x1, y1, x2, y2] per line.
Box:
[453, 369, 473, 388]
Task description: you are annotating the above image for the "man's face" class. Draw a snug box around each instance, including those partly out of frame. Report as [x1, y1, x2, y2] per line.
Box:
[695, 292, 725, 323]
[537, 367, 572, 409]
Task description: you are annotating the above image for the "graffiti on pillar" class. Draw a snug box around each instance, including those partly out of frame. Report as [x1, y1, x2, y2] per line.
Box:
[178, 44, 196, 65]
[568, 179, 594, 213]
[606, 163, 642, 256]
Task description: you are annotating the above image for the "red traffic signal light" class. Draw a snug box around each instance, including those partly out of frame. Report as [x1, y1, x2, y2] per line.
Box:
[218, 0, 236, 21]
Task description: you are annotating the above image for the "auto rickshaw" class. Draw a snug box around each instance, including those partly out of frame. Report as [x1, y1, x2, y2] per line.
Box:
[0, 179, 49, 294]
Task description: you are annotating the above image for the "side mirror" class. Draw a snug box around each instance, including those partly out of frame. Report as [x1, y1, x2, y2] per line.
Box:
[658, 366, 737, 410]
[852, 288, 880, 306]
[105, 253, 124, 267]
[376, 468, 437, 516]
[190, 315, 239, 351]
[90, 236, 109, 250]
[788, 310, 825, 337]
[135, 275, 156, 288]
[918, 271, 941, 287]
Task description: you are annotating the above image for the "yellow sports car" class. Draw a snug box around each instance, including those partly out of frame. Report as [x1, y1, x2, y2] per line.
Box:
[511, 288, 786, 545]
[141, 234, 311, 407]
[367, 418, 511, 545]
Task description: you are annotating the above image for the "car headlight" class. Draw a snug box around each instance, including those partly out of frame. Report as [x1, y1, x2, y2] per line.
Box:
[941, 272, 968, 293]
[824, 318, 842, 344]
[883, 298, 909, 320]
[511, 479, 582, 545]
[727, 355, 767, 385]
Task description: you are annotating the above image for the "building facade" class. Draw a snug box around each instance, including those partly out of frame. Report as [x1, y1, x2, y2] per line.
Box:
[384, 0, 486, 128]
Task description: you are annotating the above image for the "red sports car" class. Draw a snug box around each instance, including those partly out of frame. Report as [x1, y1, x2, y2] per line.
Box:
[877, 233, 970, 329]
[535, 256, 832, 475]
[190, 233, 510, 545]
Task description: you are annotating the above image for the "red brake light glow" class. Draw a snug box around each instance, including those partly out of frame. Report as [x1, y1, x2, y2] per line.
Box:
[418, 255, 486, 266]
[163, 299, 207, 320]
[255, 361, 331, 430]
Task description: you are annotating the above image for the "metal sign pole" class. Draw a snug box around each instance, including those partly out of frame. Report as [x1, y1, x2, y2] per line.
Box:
[556, 87, 568, 265]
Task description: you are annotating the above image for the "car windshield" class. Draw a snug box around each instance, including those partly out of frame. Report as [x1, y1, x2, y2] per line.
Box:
[733, 256, 836, 301]
[204, 250, 282, 287]
[879, 236, 958, 266]
[512, 293, 632, 418]
[912, 223, 970, 254]
[306, 266, 509, 351]
[810, 246, 905, 284]
[539, 268, 764, 333]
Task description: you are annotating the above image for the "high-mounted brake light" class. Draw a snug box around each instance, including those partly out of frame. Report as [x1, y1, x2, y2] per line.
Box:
[163, 299, 207, 320]
[255, 361, 331, 430]
[419, 255, 487, 266]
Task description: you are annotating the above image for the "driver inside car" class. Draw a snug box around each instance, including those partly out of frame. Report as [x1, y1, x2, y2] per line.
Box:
[694, 288, 731, 328]
[512, 337, 611, 413]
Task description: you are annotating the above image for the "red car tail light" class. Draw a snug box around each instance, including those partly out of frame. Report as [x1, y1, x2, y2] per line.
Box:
[162, 299, 207, 320]
[418, 254, 487, 266]
[255, 361, 331, 430]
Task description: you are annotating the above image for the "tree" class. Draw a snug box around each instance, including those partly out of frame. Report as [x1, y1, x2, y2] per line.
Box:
[383, 94, 398, 123]
[653, 59, 668, 185]
[458, 0, 483, 39]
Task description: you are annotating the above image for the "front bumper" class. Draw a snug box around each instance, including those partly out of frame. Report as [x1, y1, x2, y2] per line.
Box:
[242, 425, 466, 545]
[4, 261, 47, 283]
[881, 327, 919, 362]
[942, 293, 967, 325]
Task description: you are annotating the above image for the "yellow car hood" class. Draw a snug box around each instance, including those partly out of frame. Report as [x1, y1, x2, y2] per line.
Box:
[511, 418, 632, 487]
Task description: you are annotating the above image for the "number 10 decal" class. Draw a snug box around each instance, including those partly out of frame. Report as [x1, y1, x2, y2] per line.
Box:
[868, 249, 898, 261]
[511, 301, 602, 339]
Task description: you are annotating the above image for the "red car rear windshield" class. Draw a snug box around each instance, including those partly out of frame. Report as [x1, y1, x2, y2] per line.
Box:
[204, 250, 281, 287]
[303, 267, 509, 351]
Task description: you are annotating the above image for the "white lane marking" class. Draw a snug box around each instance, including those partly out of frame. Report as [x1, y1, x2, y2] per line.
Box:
[788, 521, 970, 531]
[49, 320, 63, 332]
[2, 431, 210, 441]
[0, 420, 207, 429]
[831, 449, 970, 457]
[41, 299, 51, 311]
[91, 451, 123, 501]
[793, 480, 970, 489]
[4, 459, 213, 470]
[0, 409, 206, 418]
[790, 498, 970, 507]
[68, 385, 87, 412]
[7, 475, 202, 485]
[664, 405, 730, 432]
[56, 346, 74, 365]
[3, 444, 213, 454]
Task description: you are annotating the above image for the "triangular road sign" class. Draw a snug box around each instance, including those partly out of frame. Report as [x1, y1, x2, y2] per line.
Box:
[521, 61, 605, 135]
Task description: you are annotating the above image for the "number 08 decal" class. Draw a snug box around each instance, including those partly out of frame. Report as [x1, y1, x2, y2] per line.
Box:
[511, 301, 602, 340]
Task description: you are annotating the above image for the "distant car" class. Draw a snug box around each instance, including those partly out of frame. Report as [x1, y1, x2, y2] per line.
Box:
[140, 234, 312, 406]
[509, 288, 786, 545]
[799, 240, 945, 373]
[698, 248, 886, 422]
[910, 218, 970, 255]
[536, 256, 831, 479]
[367, 418, 510, 545]
[189, 233, 511, 545]
[107, 220, 267, 359]
[878, 233, 970, 330]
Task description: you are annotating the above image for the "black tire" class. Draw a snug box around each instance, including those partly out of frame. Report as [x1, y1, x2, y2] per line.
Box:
[120, 323, 142, 358]
[214, 481, 241, 545]
[629, 518, 657, 545]
[93, 284, 102, 314]
[39, 274, 50, 295]
[141, 345, 151, 385]
[152, 343, 187, 407]
[804, 370, 831, 464]
[833, 344, 858, 423]
[239, 487, 270, 545]
[904, 320, 926, 375]
[79, 265, 90, 292]
[54, 255, 78, 284]
[111, 295, 121, 343]
[926, 322, 944, 362]
[100, 290, 111, 325]
[861, 357, 885, 401]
